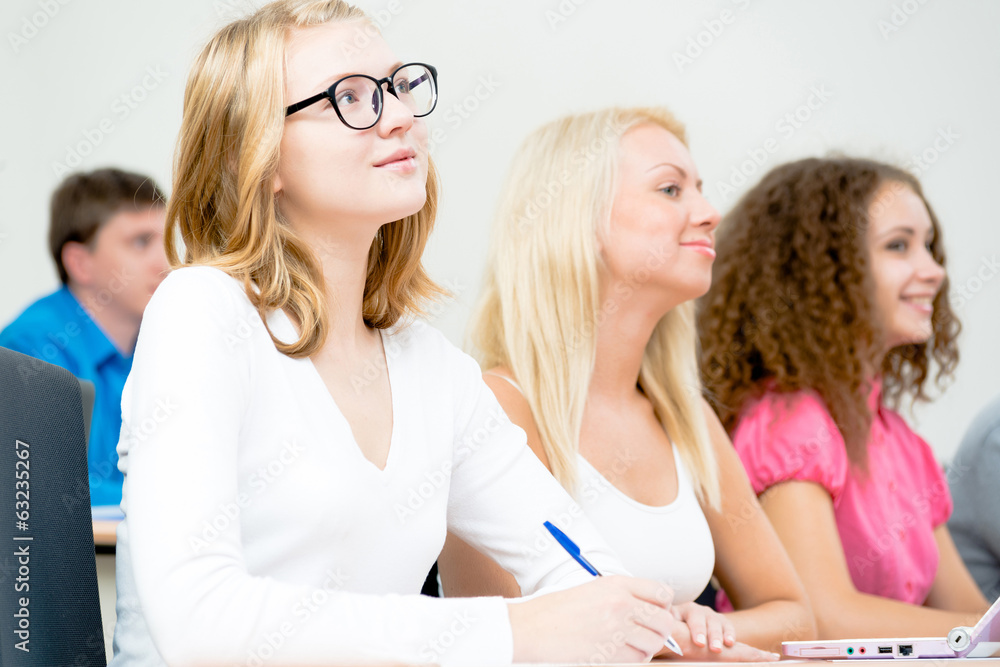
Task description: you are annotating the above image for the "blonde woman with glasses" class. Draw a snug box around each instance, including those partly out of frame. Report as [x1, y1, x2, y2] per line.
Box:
[439, 107, 814, 659]
[110, 3, 685, 665]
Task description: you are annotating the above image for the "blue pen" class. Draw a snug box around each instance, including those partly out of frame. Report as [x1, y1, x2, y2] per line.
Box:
[543, 520, 684, 657]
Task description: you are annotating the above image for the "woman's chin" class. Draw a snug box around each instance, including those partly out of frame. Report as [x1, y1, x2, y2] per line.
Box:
[887, 330, 934, 350]
[385, 191, 428, 223]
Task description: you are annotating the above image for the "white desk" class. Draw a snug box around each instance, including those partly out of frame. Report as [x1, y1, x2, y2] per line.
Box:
[93, 518, 120, 664]
[96, 551, 117, 664]
[86, 522, 998, 667]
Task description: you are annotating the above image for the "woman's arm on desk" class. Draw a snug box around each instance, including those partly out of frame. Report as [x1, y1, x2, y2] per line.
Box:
[701, 401, 816, 653]
[761, 481, 987, 638]
[924, 526, 991, 611]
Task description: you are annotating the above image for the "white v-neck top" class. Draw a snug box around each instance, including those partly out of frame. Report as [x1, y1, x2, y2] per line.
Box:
[111, 267, 624, 666]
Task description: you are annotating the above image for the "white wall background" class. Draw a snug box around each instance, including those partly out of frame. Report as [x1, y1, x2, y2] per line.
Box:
[2, 0, 997, 462]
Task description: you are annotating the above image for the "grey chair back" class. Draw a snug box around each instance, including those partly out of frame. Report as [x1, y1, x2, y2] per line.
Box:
[0, 347, 106, 666]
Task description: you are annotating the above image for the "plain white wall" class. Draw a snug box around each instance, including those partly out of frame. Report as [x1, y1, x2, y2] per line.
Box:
[2, 0, 997, 462]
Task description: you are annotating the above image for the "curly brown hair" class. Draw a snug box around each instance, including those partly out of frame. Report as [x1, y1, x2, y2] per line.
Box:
[698, 157, 960, 469]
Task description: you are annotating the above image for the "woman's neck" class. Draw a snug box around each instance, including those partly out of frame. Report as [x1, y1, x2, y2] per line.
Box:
[862, 355, 884, 383]
[589, 293, 667, 405]
[296, 222, 378, 351]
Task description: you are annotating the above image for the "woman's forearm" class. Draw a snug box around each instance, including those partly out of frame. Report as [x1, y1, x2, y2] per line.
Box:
[725, 599, 816, 653]
[814, 589, 982, 639]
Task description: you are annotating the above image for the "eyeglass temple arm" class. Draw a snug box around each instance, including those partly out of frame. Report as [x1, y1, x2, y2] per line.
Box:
[286, 91, 328, 117]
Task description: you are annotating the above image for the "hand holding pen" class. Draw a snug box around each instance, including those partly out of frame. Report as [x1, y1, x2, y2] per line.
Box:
[542, 521, 782, 662]
[544, 520, 684, 656]
[505, 554, 683, 663]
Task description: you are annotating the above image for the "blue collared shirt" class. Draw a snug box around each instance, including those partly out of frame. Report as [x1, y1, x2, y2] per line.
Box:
[0, 286, 131, 506]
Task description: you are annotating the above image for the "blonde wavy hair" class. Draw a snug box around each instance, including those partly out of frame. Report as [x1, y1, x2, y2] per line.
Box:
[165, 0, 442, 357]
[472, 107, 721, 508]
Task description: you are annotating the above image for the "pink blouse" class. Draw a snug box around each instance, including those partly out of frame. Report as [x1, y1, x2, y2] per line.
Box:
[728, 381, 951, 604]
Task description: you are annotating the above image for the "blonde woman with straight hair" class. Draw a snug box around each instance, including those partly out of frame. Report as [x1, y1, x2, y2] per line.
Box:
[111, 3, 686, 665]
[439, 107, 814, 657]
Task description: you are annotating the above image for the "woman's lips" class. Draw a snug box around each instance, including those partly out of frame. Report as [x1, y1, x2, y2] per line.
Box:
[374, 148, 417, 169]
[902, 295, 934, 313]
[681, 242, 716, 259]
[374, 156, 417, 172]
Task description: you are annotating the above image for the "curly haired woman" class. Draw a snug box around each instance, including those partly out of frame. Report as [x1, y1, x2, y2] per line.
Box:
[699, 157, 990, 639]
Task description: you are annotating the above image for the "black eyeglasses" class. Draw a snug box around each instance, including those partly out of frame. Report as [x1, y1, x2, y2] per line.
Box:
[285, 62, 438, 130]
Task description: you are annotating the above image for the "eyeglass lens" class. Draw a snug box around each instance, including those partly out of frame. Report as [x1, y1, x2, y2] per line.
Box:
[334, 64, 435, 129]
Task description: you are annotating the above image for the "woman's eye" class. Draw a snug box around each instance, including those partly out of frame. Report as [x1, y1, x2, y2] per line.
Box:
[887, 240, 907, 252]
[335, 90, 359, 106]
[660, 185, 680, 197]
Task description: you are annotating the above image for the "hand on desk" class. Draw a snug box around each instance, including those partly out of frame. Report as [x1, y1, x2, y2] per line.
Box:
[508, 575, 679, 663]
[654, 602, 781, 662]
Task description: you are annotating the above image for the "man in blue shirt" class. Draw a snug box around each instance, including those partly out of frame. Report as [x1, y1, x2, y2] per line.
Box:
[0, 168, 169, 507]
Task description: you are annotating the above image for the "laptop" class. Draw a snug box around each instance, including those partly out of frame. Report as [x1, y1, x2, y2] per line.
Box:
[783, 594, 1000, 659]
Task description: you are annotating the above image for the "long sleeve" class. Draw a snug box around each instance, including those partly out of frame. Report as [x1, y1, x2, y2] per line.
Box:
[115, 268, 515, 666]
[441, 329, 628, 593]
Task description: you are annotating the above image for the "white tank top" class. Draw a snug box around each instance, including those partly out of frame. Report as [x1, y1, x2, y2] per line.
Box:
[484, 372, 716, 603]
[577, 446, 715, 603]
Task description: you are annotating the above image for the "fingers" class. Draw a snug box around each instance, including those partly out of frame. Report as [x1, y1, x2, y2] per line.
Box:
[623, 625, 672, 662]
[685, 603, 709, 649]
[725, 641, 782, 662]
[605, 577, 680, 659]
[655, 639, 781, 663]
[703, 607, 734, 650]
[609, 575, 675, 609]
[704, 607, 727, 653]
[509, 578, 754, 665]
[626, 598, 677, 644]
[672, 601, 736, 652]
[583, 581, 679, 664]
[722, 615, 736, 648]
[508, 580, 672, 664]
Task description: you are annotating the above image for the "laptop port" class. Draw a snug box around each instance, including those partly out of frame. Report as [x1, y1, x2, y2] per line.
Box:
[859, 647, 866, 654]
[847, 647, 854, 655]
[878, 646, 893, 654]
[898, 645, 913, 657]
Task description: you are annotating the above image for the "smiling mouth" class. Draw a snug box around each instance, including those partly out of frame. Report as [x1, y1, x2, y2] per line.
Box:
[681, 243, 716, 258]
[902, 296, 934, 313]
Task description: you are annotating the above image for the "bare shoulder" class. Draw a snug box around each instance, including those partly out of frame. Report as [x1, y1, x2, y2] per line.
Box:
[699, 396, 723, 427]
[697, 395, 762, 518]
[482, 366, 551, 471]
[699, 396, 736, 458]
[481, 366, 522, 397]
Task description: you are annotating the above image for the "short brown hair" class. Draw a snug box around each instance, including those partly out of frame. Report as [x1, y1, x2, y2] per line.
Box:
[49, 167, 165, 284]
[698, 157, 959, 470]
